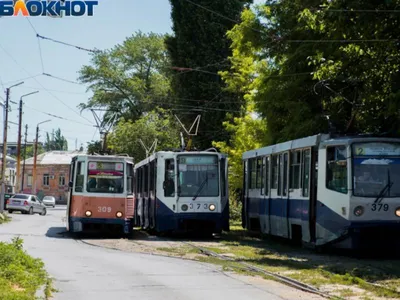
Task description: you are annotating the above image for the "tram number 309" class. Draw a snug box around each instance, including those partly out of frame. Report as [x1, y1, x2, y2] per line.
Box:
[98, 206, 112, 213]
[371, 203, 389, 212]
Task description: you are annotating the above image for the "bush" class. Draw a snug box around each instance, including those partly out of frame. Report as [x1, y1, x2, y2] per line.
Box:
[0, 237, 48, 300]
[229, 189, 242, 223]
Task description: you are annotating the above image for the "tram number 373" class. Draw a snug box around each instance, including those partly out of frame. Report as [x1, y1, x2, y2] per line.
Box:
[190, 203, 209, 210]
[98, 206, 112, 213]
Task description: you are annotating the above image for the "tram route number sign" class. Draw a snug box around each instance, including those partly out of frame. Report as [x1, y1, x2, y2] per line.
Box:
[371, 203, 389, 212]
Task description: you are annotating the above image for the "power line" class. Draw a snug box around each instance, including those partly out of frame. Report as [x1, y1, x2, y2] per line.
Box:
[2, 74, 42, 86]
[0, 42, 94, 125]
[20, 85, 87, 95]
[37, 34, 99, 53]
[42, 73, 81, 85]
[182, 0, 400, 43]
[24, 104, 95, 127]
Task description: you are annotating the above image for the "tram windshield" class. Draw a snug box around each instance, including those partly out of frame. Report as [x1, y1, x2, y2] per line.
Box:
[86, 161, 124, 194]
[177, 155, 219, 197]
[352, 142, 400, 197]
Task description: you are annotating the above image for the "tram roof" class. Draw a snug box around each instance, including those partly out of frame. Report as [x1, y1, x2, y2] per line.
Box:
[134, 150, 226, 169]
[72, 154, 133, 162]
[242, 133, 400, 160]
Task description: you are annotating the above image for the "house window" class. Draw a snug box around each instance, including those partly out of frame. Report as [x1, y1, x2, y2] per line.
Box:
[27, 175, 32, 186]
[43, 174, 50, 186]
[59, 175, 66, 186]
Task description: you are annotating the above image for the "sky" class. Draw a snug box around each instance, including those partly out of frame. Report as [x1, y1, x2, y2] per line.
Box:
[0, 0, 264, 151]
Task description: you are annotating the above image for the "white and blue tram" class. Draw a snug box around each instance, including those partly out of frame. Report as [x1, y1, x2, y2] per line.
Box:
[134, 150, 229, 235]
[242, 134, 400, 250]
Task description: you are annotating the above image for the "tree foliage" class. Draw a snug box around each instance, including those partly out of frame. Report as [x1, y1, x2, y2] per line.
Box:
[224, 0, 400, 144]
[86, 141, 103, 155]
[22, 144, 45, 159]
[107, 109, 181, 162]
[213, 102, 267, 190]
[166, 0, 251, 150]
[78, 31, 172, 124]
[44, 128, 68, 151]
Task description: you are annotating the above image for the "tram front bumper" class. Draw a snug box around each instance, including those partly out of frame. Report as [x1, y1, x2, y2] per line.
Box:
[69, 217, 126, 232]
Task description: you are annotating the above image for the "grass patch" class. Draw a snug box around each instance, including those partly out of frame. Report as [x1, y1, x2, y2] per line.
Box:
[0, 237, 54, 300]
[156, 246, 200, 257]
[0, 213, 11, 224]
[216, 223, 400, 298]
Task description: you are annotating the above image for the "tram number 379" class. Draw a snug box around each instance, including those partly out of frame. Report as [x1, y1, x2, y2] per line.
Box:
[371, 203, 389, 212]
[98, 206, 112, 213]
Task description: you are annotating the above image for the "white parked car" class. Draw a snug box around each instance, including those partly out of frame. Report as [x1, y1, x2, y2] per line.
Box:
[42, 196, 56, 208]
[6, 194, 47, 215]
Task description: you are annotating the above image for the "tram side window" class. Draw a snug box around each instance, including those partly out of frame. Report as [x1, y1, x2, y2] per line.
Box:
[164, 159, 175, 197]
[326, 146, 348, 194]
[256, 158, 262, 189]
[75, 161, 85, 192]
[127, 164, 133, 195]
[290, 151, 301, 189]
[271, 155, 279, 189]
[150, 161, 155, 195]
[248, 159, 257, 189]
[302, 150, 311, 197]
[144, 165, 149, 197]
[220, 158, 226, 197]
[264, 156, 270, 195]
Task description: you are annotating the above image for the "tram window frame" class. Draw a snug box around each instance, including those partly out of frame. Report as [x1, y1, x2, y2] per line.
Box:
[261, 157, 265, 195]
[220, 157, 226, 197]
[137, 167, 143, 195]
[302, 149, 311, 197]
[326, 146, 348, 194]
[249, 158, 257, 189]
[256, 158, 263, 189]
[127, 163, 133, 195]
[264, 156, 270, 196]
[282, 153, 288, 196]
[290, 151, 301, 189]
[144, 165, 149, 197]
[149, 161, 155, 196]
[74, 161, 85, 193]
[271, 155, 279, 190]
[164, 159, 175, 197]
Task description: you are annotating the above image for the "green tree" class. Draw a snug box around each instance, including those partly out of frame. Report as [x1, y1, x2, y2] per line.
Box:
[22, 144, 45, 159]
[224, 1, 400, 143]
[108, 109, 181, 162]
[213, 102, 267, 190]
[44, 128, 68, 151]
[166, 0, 251, 150]
[86, 141, 103, 155]
[78, 31, 172, 124]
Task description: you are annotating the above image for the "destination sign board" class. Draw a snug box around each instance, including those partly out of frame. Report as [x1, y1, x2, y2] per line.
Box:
[178, 155, 217, 165]
[353, 142, 400, 156]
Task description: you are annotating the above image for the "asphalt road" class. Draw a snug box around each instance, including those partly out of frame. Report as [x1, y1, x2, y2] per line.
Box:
[0, 207, 322, 300]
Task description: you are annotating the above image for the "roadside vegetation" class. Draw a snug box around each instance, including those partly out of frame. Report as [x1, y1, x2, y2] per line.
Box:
[0, 213, 11, 225]
[0, 237, 54, 300]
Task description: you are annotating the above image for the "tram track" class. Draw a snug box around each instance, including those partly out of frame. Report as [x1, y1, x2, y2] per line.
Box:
[61, 228, 400, 299]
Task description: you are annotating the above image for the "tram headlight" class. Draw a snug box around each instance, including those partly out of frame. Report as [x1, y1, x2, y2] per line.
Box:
[116, 211, 123, 218]
[354, 206, 364, 217]
[395, 207, 400, 218]
[85, 210, 92, 217]
[209, 204, 216, 211]
[181, 204, 188, 212]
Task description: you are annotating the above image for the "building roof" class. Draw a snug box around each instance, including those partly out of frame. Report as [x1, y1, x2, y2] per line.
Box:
[22, 151, 84, 165]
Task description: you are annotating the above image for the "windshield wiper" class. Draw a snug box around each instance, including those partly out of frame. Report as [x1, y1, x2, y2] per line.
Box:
[192, 176, 208, 201]
[374, 170, 393, 204]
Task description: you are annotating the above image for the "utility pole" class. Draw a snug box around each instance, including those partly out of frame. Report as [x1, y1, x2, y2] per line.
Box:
[21, 124, 28, 192]
[16, 91, 39, 192]
[0, 81, 23, 213]
[32, 120, 51, 195]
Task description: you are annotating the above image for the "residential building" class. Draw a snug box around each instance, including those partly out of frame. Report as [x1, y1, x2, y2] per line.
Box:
[20, 150, 83, 204]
